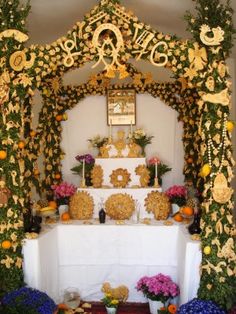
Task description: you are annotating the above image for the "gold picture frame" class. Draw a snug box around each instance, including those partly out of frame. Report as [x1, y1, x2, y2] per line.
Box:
[107, 89, 136, 125]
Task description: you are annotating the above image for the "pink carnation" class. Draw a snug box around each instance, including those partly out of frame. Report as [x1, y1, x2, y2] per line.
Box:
[51, 182, 76, 199]
[148, 156, 161, 165]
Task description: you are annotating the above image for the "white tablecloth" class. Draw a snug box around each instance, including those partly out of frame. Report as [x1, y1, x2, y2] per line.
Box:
[23, 221, 201, 305]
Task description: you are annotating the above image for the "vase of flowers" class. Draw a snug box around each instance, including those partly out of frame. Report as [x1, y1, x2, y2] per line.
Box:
[132, 128, 153, 157]
[165, 185, 187, 214]
[101, 293, 119, 314]
[51, 181, 77, 214]
[71, 154, 95, 186]
[88, 135, 108, 155]
[147, 156, 172, 186]
[136, 273, 179, 314]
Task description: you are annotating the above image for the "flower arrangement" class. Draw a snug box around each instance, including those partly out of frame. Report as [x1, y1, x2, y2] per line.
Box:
[71, 154, 95, 186]
[1, 287, 57, 314]
[177, 298, 226, 314]
[159, 304, 177, 314]
[131, 128, 154, 156]
[51, 181, 77, 205]
[147, 156, 172, 186]
[101, 293, 119, 309]
[88, 135, 108, 149]
[165, 185, 187, 207]
[136, 274, 180, 304]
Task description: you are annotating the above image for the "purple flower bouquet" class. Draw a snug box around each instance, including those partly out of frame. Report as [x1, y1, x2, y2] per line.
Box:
[136, 273, 180, 303]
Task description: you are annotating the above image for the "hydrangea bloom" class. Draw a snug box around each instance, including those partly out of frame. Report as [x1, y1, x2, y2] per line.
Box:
[2, 287, 57, 314]
[165, 185, 187, 206]
[75, 153, 95, 164]
[177, 298, 226, 314]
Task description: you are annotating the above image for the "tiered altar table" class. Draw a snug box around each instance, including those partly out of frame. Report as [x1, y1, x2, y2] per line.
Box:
[23, 221, 201, 305]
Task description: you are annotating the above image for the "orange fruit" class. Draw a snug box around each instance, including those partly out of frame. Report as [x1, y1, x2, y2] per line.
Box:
[48, 200, 57, 209]
[0, 150, 7, 160]
[30, 130, 36, 137]
[18, 141, 25, 149]
[181, 206, 194, 216]
[1, 240, 12, 249]
[61, 212, 70, 221]
[55, 173, 61, 179]
[56, 115, 62, 121]
[187, 157, 193, 164]
[57, 303, 69, 310]
[173, 212, 184, 222]
[34, 169, 40, 176]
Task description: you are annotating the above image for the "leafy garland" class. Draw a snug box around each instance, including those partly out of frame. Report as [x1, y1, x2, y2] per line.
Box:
[0, 0, 235, 310]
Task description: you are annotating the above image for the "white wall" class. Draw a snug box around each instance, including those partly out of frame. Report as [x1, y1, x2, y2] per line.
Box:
[61, 94, 185, 191]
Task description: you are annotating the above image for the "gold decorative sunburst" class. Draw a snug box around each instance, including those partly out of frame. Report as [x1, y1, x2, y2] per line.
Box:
[105, 193, 135, 220]
[91, 165, 103, 188]
[145, 191, 171, 220]
[110, 168, 131, 188]
[69, 191, 94, 220]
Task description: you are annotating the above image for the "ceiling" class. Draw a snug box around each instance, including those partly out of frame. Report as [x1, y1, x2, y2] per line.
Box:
[26, 0, 236, 84]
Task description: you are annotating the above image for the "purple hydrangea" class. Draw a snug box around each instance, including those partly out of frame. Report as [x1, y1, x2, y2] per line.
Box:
[75, 153, 95, 164]
[177, 298, 226, 314]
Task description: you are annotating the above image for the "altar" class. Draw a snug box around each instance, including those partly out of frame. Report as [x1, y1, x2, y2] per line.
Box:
[23, 221, 201, 305]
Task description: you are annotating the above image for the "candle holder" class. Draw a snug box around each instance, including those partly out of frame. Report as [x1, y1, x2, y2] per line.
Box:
[153, 177, 160, 188]
[79, 178, 87, 188]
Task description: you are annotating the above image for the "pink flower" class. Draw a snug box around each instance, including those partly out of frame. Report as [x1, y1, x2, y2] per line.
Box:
[51, 182, 77, 199]
[148, 156, 161, 165]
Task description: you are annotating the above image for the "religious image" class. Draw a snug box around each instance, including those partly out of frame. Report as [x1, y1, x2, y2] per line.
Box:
[107, 89, 136, 125]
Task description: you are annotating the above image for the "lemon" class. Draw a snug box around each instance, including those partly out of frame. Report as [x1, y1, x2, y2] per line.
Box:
[227, 121, 234, 133]
[200, 164, 211, 177]
[203, 246, 211, 255]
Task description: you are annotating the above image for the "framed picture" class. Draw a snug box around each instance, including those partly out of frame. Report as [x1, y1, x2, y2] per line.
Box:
[107, 89, 136, 125]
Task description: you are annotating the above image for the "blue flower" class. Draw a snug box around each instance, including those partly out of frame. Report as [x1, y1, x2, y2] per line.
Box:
[177, 298, 226, 314]
[2, 287, 57, 314]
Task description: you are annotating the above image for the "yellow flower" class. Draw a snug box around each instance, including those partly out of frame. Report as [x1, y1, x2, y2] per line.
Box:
[111, 299, 119, 305]
[188, 42, 207, 71]
[106, 293, 112, 297]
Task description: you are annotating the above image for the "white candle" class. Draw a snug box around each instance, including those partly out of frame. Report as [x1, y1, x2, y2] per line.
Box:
[82, 159, 85, 179]
[130, 120, 133, 135]
[155, 161, 158, 178]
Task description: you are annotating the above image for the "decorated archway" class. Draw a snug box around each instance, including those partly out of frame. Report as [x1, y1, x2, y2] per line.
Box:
[0, 0, 235, 309]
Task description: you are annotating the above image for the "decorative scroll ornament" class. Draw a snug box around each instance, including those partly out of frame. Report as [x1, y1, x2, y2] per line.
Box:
[201, 88, 230, 106]
[0, 29, 28, 42]
[212, 173, 233, 204]
[150, 41, 168, 67]
[105, 193, 135, 220]
[200, 24, 224, 46]
[205, 76, 215, 91]
[60, 32, 81, 67]
[9, 51, 35, 72]
[91, 23, 124, 73]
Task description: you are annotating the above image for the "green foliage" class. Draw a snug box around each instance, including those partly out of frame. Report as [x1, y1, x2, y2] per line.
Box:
[0, 0, 30, 33]
[184, 0, 236, 57]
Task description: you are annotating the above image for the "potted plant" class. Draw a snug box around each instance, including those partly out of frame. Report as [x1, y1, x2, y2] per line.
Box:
[0, 286, 57, 314]
[165, 185, 187, 215]
[177, 298, 226, 314]
[131, 128, 154, 156]
[147, 156, 172, 186]
[136, 273, 179, 314]
[88, 135, 108, 155]
[71, 153, 95, 186]
[101, 293, 119, 314]
[51, 181, 77, 215]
